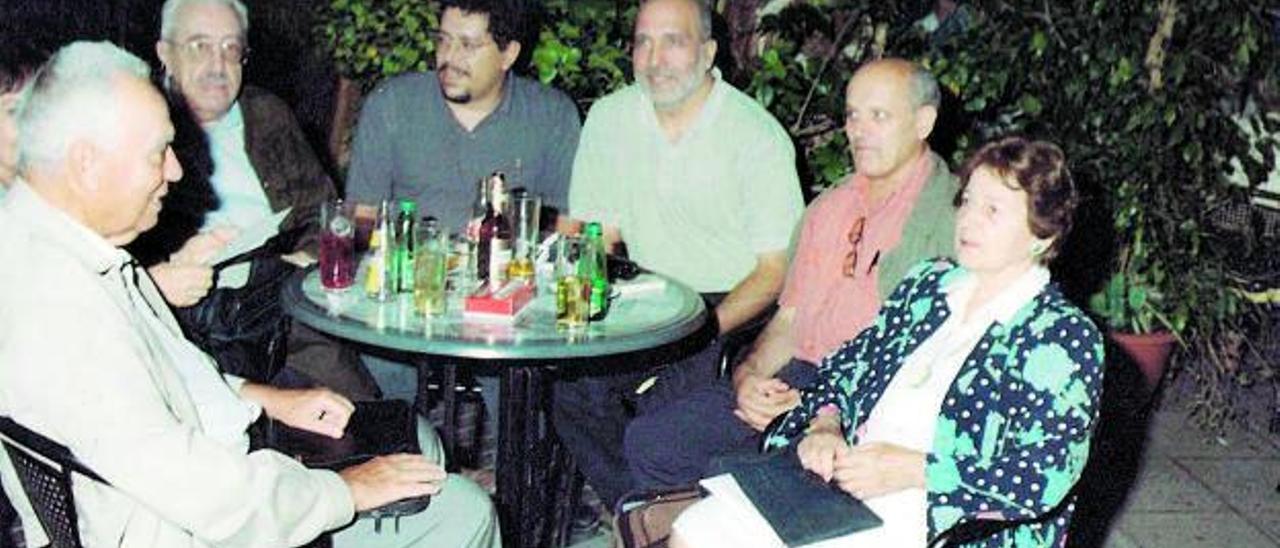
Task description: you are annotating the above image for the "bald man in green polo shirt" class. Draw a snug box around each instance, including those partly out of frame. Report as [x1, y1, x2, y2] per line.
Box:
[555, 0, 804, 510]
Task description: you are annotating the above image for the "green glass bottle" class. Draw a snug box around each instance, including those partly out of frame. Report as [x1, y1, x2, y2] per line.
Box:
[394, 199, 418, 293]
[580, 222, 610, 320]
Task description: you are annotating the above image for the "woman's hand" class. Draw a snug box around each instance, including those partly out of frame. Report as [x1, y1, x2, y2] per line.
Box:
[831, 442, 926, 499]
[797, 429, 848, 482]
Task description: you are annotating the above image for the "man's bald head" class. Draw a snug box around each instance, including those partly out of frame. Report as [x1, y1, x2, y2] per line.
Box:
[843, 58, 940, 183]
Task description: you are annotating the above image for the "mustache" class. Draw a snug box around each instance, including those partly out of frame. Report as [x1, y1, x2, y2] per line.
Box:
[638, 68, 682, 80]
[197, 72, 231, 87]
[439, 63, 469, 78]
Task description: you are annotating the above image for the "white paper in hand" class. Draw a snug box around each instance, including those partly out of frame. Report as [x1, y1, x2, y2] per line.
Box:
[214, 208, 291, 289]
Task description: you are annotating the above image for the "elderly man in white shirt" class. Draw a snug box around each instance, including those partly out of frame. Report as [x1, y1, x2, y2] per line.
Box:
[0, 41, 498, 548]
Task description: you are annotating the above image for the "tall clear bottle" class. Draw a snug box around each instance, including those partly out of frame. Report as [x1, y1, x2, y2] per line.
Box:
[414, 217, 449, 315]
[364, 200, 395, 301]
[394, 199, 418, 293]
[477, 172, 513, 288]
[579, 222, 610, 320]
[467, 176, 489, 242]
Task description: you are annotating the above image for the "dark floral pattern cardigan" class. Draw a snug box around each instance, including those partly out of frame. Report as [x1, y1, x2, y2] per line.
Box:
[764, 259, 1104, 547]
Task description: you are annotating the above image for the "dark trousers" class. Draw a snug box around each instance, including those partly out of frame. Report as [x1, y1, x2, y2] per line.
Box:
[551, 337, 724, 509]
[624, 377, 761, 491]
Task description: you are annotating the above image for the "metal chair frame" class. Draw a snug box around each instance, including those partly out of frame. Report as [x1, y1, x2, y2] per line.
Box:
[0, 417, 107, 548]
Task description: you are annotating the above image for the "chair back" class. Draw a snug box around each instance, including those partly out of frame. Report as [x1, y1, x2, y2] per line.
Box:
[0, 417, 106, 548]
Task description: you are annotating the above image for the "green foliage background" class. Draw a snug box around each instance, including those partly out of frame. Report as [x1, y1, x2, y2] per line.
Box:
[318, 0, 1280, 426]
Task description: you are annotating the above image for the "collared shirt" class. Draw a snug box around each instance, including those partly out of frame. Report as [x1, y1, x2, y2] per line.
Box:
[570, 71, 804, 292]
[204, 101, 276, 232]
[346, 72, 581, 233]
[779, 152, 952, 362]
[0, 180, 351, 546]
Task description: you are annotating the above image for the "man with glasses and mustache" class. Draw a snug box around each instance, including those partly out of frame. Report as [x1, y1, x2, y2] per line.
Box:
[128, 0, 382, 400]
[345, 0, 581, 235]
[622, 58, 960, 494]
[342, 0, 581, 465]
[554, 0, 805, 512]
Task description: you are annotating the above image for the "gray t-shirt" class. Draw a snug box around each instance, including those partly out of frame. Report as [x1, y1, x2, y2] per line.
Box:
[346, 72, 581, 232]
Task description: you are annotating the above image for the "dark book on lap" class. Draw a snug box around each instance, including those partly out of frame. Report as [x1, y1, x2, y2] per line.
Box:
[712, 449, 883, 546]
[271, 399, 431, 519]
[272, 399, 419, 470]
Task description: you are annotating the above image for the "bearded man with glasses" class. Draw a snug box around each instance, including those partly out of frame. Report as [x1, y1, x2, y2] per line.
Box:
[623, 58, 961, 494]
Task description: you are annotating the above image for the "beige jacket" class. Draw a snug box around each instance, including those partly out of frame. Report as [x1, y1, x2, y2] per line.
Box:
[0, 182, 354, 547]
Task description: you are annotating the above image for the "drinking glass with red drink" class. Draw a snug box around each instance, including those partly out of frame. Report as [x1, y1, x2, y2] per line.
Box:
[319, 199, 356, 290]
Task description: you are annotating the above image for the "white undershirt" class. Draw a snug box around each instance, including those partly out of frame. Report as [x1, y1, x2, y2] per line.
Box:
[203, 102, 275, 232]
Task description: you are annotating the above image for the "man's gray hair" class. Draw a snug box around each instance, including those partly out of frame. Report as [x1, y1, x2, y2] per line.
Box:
[642, 0, 713, 42]
[907, 63, 941, 110]
[17, 41, 152, 171]
[160, 0, 250, 39]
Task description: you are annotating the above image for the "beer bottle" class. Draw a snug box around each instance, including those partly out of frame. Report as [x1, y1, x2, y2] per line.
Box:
[394, 199, 417, 293]
[580, 222, 610, 320]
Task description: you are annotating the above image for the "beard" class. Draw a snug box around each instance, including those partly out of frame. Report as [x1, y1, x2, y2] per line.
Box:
[637, 58, 710, 110]
[438, 64, 474, 104]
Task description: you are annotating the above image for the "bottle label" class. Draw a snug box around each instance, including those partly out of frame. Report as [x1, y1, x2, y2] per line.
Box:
[489, 237, 512, 286]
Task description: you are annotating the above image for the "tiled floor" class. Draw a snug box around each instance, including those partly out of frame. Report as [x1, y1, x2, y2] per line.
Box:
[1096, 398, 1280, 548]
[571, 378, 1280, 548]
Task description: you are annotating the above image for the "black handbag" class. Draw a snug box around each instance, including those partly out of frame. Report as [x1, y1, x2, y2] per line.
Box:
[271, 400, 433, 528]
[173, 230, 302, 383]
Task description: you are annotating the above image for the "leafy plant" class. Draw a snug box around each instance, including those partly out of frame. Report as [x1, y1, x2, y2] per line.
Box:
[318, 0, 437, 91]
[314, 0, 1280, 428]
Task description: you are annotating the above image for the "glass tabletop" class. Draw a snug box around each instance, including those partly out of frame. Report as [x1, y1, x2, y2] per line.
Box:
[281, 267, 710, 361]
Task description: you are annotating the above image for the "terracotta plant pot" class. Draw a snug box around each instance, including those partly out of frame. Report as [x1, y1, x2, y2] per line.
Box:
[1109, 331, 1177, 392]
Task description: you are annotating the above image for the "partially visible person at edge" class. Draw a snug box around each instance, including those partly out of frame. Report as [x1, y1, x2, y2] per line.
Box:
[624, 58, 959, 493]
[0, 37, 50, 546]
[672, 136, 1105, 547]
[555, 0, 805, 511]
[1, 41, 49, 195]
[127, 0, 382, 400]
[0, 40, 499, 548]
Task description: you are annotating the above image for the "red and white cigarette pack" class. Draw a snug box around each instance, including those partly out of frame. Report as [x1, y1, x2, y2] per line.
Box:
[463, 280, 534, 321]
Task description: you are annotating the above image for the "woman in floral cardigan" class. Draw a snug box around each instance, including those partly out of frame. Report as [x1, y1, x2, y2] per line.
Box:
[673, 137, 1103, 547]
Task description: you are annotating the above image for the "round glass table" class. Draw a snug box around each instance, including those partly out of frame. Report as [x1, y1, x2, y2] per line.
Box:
[281, 267, 711, 547]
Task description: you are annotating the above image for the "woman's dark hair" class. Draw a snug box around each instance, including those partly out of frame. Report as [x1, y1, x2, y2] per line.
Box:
[1, 39, 49, 94]
[955, 136, 1078, 264]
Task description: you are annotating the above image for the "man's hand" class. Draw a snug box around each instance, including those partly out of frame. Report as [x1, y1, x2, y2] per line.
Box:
[831, 442, 926, 500]
[149, 262, 215, 307]
[149, 228, 237, 307]
[171, 227, 237, 265]
[340, 454, 445, 512]
[732, 373, 799, 431]
[240, 384, 355, 439]
[281, 250, 316, 267]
